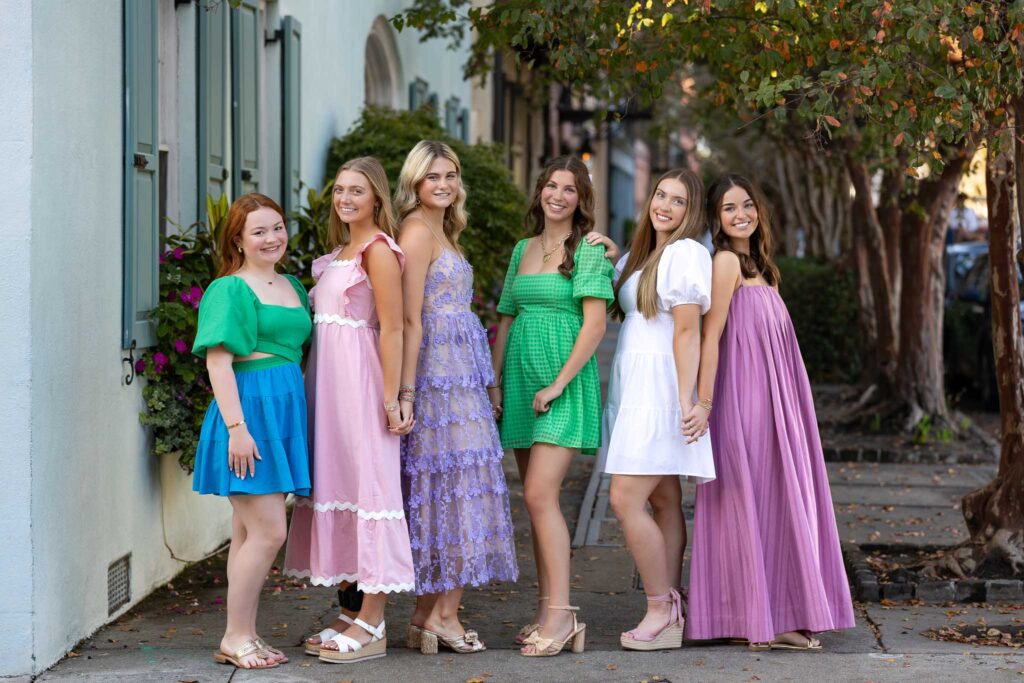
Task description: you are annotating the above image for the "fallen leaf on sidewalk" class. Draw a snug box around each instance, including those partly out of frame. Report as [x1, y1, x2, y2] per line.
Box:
[606, 663, 618, 670]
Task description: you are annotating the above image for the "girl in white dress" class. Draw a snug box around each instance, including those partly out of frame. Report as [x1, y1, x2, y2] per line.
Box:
[603, 168, 715, 651]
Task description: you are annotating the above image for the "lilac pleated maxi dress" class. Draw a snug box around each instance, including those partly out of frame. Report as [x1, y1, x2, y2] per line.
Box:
[687, 286, 855, 643]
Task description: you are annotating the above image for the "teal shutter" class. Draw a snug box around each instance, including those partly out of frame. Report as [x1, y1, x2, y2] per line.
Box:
[445, 97, 459, 136]
[122, 0, 159, 349]
[459, 107, 469, 142]
[281, 15, 302, 227]
[197, 0, 229, 218]
[231, 0, 260, 197]
[409, 78, 428, 110]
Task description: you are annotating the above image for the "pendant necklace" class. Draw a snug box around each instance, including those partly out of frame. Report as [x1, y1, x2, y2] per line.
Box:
[540, 230, 570, 263]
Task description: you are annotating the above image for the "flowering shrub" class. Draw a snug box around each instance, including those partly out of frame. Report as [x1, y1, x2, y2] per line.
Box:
[137, 196, 228, 471]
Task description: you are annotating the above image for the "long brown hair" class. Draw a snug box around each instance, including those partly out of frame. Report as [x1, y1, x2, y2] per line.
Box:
[216, 193, 287, 277]
[707, 174, 780, 286]
[525, 155, 595, 278]
[327, 157, 398, 249]
[613, 169, 705, 319]
[394, 140, 469, 246]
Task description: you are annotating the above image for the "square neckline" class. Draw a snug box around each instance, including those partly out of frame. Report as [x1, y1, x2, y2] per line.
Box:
[228, 274, 307, 310]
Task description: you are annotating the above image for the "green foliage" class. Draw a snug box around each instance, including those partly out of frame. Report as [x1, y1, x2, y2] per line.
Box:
[137, 198, 228, 471]
[285, 181, 334, 290]
[777, 256, 862, 383]
[324, 107, 526, 325]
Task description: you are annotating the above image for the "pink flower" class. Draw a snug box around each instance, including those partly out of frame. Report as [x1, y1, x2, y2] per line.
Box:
[134, 358, 146, 373]
[180, 290, 192, 304]
[174, 339, 188, 354]
[189, 286, 203, 310]
[159, 251, 167, 265]
[154, 352, 169, 372]
[173, 247, 185, 260]
[487, 324, 497, 346]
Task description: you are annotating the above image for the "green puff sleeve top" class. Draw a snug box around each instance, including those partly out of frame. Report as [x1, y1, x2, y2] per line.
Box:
[192, 274, 312, 365]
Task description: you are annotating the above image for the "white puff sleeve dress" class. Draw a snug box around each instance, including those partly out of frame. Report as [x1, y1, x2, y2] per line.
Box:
[601, 238, 716, 480]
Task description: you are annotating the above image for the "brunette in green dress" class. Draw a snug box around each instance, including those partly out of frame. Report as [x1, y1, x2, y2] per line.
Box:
[490, 156, 616, 658]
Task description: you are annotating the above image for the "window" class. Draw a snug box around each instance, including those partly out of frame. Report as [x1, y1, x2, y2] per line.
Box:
[409, 77, 429, 111]
[365, 16, 401, 109]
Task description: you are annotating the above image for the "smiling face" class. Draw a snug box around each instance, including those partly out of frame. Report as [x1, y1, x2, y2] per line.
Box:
[718, 185, 759, 245]
[236, 206, 287, 267]
[540, 169, 580, 225]
[417, 156, 458, 210]
[333, 169, 377, 225]
[649, 178, 690, 236]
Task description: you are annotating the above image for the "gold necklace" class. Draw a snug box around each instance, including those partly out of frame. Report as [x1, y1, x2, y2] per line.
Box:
[540, 231, 570, 263]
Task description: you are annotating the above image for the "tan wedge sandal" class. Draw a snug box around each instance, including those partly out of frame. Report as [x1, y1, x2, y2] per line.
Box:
[620, 588, 684, 651]
[318, 618, 387, 664]
[520, 605, 586, 657]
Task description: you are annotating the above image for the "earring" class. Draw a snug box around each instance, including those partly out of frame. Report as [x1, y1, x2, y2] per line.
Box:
[237, 246, 243, 253]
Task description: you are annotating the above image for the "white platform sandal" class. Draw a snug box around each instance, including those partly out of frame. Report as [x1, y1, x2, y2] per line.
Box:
[304, 613, 356, 656]
[318, 618, 387, 664]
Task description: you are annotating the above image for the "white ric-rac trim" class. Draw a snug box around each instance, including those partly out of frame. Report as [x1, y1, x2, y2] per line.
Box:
[282, 569, 414, 593]
[328, 258, 355, 267]
[296, 498, 405, 520]
[313, 313, 369, 328]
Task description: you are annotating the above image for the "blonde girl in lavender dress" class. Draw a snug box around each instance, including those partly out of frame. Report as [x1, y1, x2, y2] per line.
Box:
[395, 140, 518, 655]
[602, 169, 714, 651]
[284, 157, 415, 665]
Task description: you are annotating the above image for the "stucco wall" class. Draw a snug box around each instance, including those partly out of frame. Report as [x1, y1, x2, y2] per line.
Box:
[26, 1, 229, 674]
[0, 0, 36, 675]
[277, 0, 473, 188]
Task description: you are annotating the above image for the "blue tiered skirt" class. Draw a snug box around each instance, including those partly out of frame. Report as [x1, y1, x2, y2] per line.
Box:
[193, 358, 311, 497]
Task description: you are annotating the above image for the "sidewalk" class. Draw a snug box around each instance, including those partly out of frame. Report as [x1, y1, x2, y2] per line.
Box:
[35, 329, 1024, 682]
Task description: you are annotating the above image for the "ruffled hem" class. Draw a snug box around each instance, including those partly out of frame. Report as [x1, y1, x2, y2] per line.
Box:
[294, 498, 405, 520]
[282, 569, 414, 593]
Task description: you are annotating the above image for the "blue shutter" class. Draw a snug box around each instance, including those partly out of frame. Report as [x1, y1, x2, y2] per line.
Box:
[281, 15, 302, 228]
[231, 0, 260, 197]
[409, 78, 428, 110]
[445, 97, 460, 136]
[198, 0, 229, 217]
[459, 107, 469, 142]
[122, 0, 159, 349]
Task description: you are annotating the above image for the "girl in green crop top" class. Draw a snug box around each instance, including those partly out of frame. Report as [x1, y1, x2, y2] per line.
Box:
[191, 193, 312, 671]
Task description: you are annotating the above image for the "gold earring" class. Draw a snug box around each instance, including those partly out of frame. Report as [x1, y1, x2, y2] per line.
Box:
[237, 246, 243, 253]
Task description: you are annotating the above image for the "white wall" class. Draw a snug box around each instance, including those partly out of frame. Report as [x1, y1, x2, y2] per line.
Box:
[24, 1, 230, 675]
[0, 0, 36, 674]
[276, 0, 473, 189]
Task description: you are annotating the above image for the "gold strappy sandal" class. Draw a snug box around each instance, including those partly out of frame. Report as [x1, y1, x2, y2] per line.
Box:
[514, 596, 548, 645]
[212, 639, 278, 669]
[520, 605, 586, 657]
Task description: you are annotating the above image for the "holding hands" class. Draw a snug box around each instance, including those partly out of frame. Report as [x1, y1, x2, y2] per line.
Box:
[487, 385, 503, 420]
[682, 399, 710, 444]
[386, 400, 416, 436]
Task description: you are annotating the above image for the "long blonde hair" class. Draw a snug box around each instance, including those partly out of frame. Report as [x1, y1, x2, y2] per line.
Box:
[614, 169, 705, 319]
[327, 156, 398, 248]
[394, 140, 469, 245]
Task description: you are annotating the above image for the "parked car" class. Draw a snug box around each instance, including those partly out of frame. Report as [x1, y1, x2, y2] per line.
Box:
[943, 242, 1024, 408]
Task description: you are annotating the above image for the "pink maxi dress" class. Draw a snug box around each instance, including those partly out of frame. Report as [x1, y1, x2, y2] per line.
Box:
[285, 233, 415, 594]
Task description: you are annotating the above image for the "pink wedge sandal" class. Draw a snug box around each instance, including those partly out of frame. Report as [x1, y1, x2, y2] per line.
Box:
[620, 588, 684, 651]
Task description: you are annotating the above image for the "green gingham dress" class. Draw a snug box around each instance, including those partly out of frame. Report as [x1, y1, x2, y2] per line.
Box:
[496, 238, 614, 455]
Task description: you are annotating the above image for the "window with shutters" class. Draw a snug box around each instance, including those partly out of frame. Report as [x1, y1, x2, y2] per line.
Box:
[122, 0, 159, 349]
[409, 78, 429, 111]
[445, 96, 460, 137]
[281, 16, 302, 227]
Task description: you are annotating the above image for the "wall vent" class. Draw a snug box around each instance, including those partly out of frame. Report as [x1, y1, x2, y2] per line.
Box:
[107, 554, 131, 615]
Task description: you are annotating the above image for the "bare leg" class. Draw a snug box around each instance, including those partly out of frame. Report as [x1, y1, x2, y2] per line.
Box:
[305, 581, 362, 647]
[424, 587, 466, 636]
[520, 443, 575, 654]
[515, 448, 548, 628]
[610, 474, 674, 636]
[411, 594, 439, 629]
[649, 476, 685, 588]
[221, 494, 287, 668]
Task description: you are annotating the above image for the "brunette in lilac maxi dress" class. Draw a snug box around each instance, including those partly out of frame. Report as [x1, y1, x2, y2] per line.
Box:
[687, 285, 855, 644]
[400, 249, 519, 594]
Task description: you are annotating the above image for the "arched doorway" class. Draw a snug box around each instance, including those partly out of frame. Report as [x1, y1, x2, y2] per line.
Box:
[364, 16, 401, 109]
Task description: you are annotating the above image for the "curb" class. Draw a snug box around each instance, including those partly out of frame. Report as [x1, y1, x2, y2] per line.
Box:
[842, 542, 1024, 603]
[823, 446, 992, 465]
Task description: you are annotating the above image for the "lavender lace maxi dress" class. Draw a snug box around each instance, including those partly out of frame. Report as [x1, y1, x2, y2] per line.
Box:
[401, 249, 519, 594]
[687, 286, 855, 643]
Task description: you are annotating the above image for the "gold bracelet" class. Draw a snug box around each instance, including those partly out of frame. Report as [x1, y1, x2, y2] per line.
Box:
[383, 400, 399, 413]
[226, 419, 246, 430]
[697, 398, 713, 411]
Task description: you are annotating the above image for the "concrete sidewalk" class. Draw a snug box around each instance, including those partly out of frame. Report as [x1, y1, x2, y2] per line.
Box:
[33, 327, 1024, 682]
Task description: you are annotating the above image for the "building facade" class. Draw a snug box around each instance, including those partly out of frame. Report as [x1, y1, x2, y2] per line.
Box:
[0, 0, 472, 676]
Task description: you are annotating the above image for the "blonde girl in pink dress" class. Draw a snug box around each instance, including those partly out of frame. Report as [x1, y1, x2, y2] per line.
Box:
[284, 157, 415, 665]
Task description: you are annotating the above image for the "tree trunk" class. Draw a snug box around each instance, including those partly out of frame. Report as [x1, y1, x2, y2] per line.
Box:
[894, 148, 971, 428]
[961, 119, 1024, 573]
[846, 155, 898, 390]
